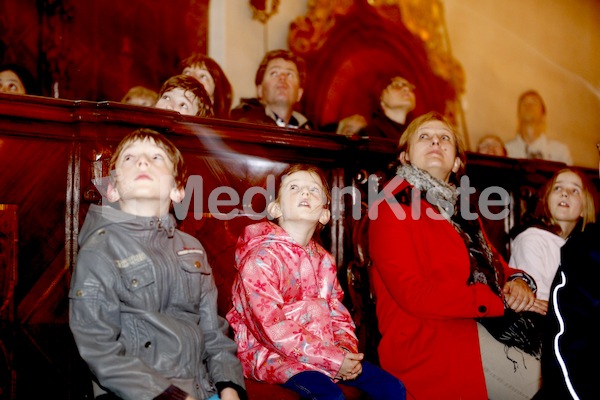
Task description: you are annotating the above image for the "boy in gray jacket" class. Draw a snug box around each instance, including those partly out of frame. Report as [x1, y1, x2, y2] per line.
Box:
[69, 128, 246, 400]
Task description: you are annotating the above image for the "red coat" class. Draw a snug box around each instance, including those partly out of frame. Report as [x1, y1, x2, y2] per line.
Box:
[369, 180, 514, 400]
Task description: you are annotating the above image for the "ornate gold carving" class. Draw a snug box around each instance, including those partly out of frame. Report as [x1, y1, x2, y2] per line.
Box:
[289, 0, 464, 95]
[249, 0, 281, 24]
[289, 0, 354, 56]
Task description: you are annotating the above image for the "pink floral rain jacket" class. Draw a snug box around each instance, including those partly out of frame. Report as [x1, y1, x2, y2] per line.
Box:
[226, 221, 358, 384]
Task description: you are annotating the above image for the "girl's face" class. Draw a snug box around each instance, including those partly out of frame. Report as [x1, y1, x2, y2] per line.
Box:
[548, 171, 585, 225]
[270, 170, 330, 228]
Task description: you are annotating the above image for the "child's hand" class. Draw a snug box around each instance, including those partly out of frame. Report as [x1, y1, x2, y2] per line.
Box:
[336, 352, 364, 381]
[219, 387, 240, 400]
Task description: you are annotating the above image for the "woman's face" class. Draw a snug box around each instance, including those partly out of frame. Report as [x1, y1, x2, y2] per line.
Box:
[401, 119, 460, 182]
[548, 171, 585, 226]
[0, 70, 26, 94]
[182, 65, 215, 101]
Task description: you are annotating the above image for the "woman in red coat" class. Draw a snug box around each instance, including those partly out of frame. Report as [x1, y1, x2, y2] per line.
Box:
[368, 111, 540, 399]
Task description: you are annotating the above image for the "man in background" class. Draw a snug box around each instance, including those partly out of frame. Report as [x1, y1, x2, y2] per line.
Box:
[231, 49, 312, 129]
[505, 90, 572, 164]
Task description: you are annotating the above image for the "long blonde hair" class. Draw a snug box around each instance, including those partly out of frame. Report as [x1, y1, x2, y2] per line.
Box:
[534, 168, 597, 236]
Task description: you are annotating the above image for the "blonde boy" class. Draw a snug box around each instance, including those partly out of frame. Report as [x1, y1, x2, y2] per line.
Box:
[69, 128, 245, 400]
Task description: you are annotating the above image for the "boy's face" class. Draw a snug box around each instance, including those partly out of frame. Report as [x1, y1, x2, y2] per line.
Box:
[155, 88, 199, 116]
[269, 170, 330, 226]
[182, 65, 215, 100]
[257, 58, 303, 109]
[108, 138, 183, 216]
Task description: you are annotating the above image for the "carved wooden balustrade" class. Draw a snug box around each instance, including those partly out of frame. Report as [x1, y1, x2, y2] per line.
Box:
[0, 93, 597, 398]
[0, 92, 377, 399]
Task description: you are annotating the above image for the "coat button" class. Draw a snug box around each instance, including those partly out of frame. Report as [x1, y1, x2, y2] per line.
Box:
[478, 305, 487, 313]
[194, 261, 201, 269]
[144, 341, 151, 348]
[131, 279, 139, 287]
[76, 290, 84, 297]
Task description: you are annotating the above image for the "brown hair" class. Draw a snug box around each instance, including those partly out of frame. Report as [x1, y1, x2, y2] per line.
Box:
[518, 90, 546, 115]
[180, 54, 233, 118]
[397, 111, 467, 183]
[109, 128, 187, 190]
[534, 168, 597, 236]
[271, 164, 331, 232]
[254, 49, 307, 88]
[158, 74, 214, 117]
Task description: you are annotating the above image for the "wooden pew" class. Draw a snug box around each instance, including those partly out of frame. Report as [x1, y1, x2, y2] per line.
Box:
[0, 93, 596, 398]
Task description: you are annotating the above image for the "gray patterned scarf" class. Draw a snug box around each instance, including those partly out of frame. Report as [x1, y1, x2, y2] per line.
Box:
[396, 164, 504, 296]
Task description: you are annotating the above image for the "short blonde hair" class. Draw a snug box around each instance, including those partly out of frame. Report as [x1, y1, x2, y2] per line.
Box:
[110, 128, 187, 190]
[397, 111, 466, 183]
[121, 86, 158, 105]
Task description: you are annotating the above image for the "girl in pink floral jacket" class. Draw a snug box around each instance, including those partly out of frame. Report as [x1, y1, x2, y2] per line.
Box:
[226, 164, 405, 399]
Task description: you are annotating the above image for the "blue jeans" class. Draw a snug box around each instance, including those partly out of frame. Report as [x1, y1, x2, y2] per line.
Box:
[282, 361, 405, 400]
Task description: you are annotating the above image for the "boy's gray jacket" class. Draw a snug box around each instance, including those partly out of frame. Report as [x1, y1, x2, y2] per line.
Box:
[69, 204, 245, 400]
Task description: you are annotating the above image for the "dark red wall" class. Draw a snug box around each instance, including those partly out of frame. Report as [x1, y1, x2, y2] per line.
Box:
[0, 0, 209, 101]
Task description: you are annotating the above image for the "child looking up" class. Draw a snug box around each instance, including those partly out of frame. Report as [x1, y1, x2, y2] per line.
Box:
[480, 168, 596, 399]
[511, 167, 596, 303]
[155, 74, 214, 117]
[69, 128, 246, 400]
[226, 164, 405, 399]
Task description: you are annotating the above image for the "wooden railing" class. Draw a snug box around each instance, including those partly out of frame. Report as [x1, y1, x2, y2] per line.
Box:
[0, 93, 596, 398]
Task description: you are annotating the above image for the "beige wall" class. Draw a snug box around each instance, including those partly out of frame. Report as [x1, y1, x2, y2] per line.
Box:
[208, 0, 308, 104]
[209, 0, 599, 168]
[445, 0, 599, 168]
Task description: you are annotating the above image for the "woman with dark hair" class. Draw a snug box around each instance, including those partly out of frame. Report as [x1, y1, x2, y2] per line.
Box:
[180, 53, 233, 119]
[369, 111, 538, 399]
[0, 63, 38, 95]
